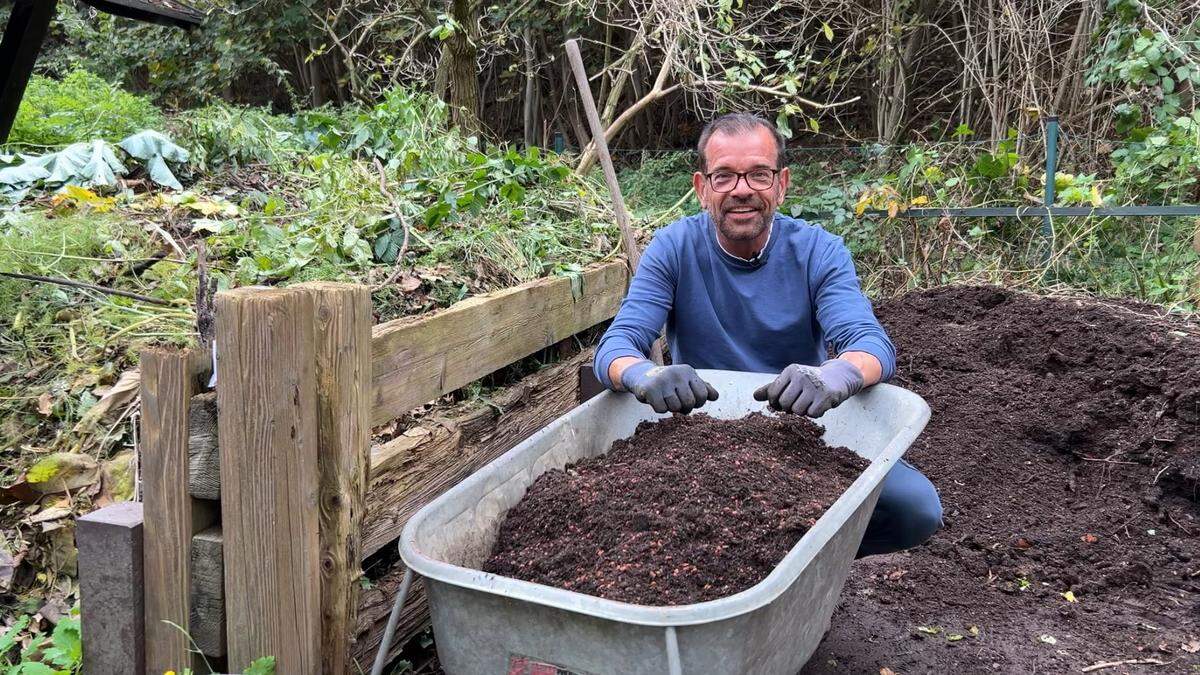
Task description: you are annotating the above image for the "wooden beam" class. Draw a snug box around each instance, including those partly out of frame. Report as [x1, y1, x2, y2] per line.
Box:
[354, 349, 591, 667]
[189, 527, 225, 659]
[0, 0, 57, 144]
[216, 287, 321, 674]
[369, 261, 626, 425]
[296, 282, 372, 674]
[141, 347, 216, 674]
[188, 393, 219, 500]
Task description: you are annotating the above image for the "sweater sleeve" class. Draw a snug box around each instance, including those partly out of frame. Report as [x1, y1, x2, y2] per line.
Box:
[811, 235, 897, 381]
[593, 230, 677, 389]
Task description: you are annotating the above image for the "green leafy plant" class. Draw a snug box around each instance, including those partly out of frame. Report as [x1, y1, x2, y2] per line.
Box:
[0, 609, 82, 674]
[7, 69, 163, 149]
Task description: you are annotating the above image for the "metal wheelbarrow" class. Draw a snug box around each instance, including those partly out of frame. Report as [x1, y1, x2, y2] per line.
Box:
[372, 369, 930, 675]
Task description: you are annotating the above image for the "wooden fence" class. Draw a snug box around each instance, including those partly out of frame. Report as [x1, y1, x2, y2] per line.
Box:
[81, 261, 629, 674]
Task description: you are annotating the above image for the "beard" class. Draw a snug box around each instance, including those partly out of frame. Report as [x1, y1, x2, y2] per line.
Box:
[712, 194, 774, 242]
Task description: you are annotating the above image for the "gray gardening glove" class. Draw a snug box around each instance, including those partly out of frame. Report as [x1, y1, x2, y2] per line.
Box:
[753, 359, 864, 418]
[621, 361, 719, 415]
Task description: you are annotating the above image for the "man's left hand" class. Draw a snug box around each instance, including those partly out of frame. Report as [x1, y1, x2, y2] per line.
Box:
[753, 359, 865, 418]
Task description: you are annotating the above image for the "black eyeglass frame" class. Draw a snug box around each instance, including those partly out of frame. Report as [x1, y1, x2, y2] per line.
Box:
[702, 168, 781, 193]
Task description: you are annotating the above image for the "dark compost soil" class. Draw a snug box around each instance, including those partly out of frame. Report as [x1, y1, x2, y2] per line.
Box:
[804, 286, 1200, 674]
[483, 413, 868, 605]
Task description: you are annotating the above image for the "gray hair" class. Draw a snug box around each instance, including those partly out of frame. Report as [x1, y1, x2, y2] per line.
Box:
[696, 113, 786, 172]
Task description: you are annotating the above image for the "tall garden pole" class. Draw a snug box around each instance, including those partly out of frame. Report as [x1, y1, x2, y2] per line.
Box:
[565, 38, 664, 365]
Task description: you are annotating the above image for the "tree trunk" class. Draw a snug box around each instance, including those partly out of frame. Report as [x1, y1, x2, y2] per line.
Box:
[523, 27, 537, 148]
[447, 0, 481, 136]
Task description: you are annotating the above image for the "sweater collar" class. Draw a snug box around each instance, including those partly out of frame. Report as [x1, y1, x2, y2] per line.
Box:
[705, 211, 780, 270]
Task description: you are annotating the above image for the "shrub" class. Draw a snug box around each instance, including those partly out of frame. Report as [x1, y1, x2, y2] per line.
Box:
[7, 69, 164, 149]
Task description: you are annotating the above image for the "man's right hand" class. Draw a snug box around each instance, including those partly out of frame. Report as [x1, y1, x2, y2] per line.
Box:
[619, 361, 719, 414]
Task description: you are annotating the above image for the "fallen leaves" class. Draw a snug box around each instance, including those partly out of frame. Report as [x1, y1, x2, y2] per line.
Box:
[72, 369, 139, 433]
[1, 453, 101, 505]
[1038, 634, 1058, 645]
[1061, 590, 1078, 603]
[1182, 640, 1199, 653]
[1081, 533, 1099, 544]
[36, 393, 53, 417]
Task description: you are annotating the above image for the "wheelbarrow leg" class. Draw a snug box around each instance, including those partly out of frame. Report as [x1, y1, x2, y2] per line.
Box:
[371, 566, 415, 675]
[665, 626, 682, 675]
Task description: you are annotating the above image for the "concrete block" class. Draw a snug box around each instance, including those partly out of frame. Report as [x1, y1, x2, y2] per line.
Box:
[77, 501, 144, 675]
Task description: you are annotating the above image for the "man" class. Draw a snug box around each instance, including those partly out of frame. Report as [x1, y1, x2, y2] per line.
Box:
[593, 113, 941, 557]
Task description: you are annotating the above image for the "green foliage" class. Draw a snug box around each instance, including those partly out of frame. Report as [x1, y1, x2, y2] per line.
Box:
[1087, 0, 1200, 202]
[0, 609, 82, 674]
[7, 70, 163, 149]
[244, 656, 276, 675]
[41, 1, 309, 109]
[178, 88, 614, 288]
[616, 152, 698, 219]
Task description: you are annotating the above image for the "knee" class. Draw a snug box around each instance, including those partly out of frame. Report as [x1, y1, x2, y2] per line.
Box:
[898, 493, 943, 549]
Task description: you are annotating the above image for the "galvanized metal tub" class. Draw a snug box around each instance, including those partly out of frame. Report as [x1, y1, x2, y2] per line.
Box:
[399, 370, 930, 675]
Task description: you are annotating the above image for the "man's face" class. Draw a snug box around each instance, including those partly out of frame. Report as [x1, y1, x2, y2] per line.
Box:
[692, 126, 790, 243]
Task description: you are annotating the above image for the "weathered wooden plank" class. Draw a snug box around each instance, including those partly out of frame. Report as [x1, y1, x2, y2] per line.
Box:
[187, 393, 219, 500]
[369, 261, 626, 425]
[296, 282, 372, 674]
[353, 349, 591, 666]
[216, 287, 321, 674]
[189, 527, 225, 659]
[141, 347, 216, 675]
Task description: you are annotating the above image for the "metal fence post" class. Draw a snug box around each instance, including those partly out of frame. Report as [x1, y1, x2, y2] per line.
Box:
[1042, 115, 1060, 265]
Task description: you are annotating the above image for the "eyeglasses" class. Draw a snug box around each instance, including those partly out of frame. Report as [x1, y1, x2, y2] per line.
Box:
[704, 169, 779, 193]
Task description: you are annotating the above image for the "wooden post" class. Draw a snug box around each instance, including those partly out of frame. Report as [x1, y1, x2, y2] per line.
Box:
[78, 502, 145, 675]
[296, 282, 372, 673]
[216, 287, 321, 674]
[141, 347, 216, 674]
[0, 0, 57, 144]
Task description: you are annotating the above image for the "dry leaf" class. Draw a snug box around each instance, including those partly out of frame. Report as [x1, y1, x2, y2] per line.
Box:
[1182, 640, 1199, 653]
[0, 542, 25, 592]
[1014, 537, 1032, 550]
[947, 633, 965, 642]
[74, 369, 140, 432]
[398, 273, 422, 293]
[880, 668, 897, 675]
[1061, 590, 1077, 603]
[37, 393, 53, 416]
[1081, 533, 1099, 544]
[969, 626, 981, 637]
[20, 453, 101, 497]
[27, 506, 71, 525]
[917, 626, 941, 635]
[1038, 634, 1057, 645]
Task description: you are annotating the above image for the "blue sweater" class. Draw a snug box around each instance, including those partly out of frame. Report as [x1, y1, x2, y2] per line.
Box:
[594, 211, 896, 389]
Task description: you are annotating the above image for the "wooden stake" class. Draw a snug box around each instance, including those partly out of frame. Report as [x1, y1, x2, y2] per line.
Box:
[296, 282, 372, 674]
[141, 347, 216, 674]
[216, 287, 321, 674]
[565, 38, 664, 365]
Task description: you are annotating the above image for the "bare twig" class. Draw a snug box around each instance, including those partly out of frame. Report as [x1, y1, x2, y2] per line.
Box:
[0, 271, 173, 306]
[1081, 658, 1168, 672]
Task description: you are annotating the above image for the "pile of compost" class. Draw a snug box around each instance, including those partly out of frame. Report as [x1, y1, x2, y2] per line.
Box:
[483, 413, 868, 605]
[806, 286, 1200, 673]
